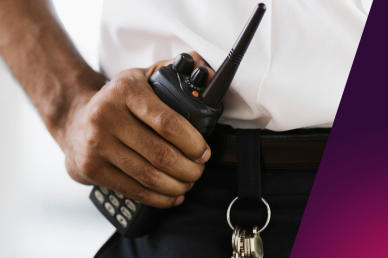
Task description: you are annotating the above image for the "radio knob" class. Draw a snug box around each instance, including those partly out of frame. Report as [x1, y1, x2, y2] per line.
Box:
[190, 67, 209, 86]
[172, 53, 194, 75]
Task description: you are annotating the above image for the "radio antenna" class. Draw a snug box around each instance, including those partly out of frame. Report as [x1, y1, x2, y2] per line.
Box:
[202, 3, 266, 108]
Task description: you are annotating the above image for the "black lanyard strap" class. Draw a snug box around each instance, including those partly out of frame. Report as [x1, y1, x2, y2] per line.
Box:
[236, 129, 262, 202]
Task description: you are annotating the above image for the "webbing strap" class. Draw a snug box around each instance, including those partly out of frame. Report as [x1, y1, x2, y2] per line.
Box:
[237, 129, 262, 202]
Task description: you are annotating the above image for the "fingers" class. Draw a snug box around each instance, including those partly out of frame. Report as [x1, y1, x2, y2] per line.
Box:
[112, 71, 211, 163]
[65, 51, 217, 209]
[84, 163, 184, 209]
[112, 111, 205, 183]
[187, 51, 215, 84]
[143, 58, 174, 79]
[80, 52, 215, 209]
[104, 138, 191, 197]
[143, 51, 215, 84]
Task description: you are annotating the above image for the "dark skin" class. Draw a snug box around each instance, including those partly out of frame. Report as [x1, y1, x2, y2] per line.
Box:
[0, 0, 215, 208]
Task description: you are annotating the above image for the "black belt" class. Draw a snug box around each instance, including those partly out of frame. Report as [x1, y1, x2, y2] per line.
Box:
[205, 125, 330, 170]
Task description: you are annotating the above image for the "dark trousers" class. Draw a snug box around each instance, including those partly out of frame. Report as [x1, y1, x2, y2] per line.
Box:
[95, 126, 326, 257]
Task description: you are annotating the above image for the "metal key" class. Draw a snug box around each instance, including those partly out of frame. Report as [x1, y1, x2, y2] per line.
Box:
[232, 226, 241, 251]
[231, 226, 246, 258]
[231, 226, 241, 258]
[228, 197, 270, 258]
[238, 229, 246, 256]
[244, 226, 264, 258]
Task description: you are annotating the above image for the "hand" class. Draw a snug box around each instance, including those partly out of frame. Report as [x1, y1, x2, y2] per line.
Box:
[63, 52, 215, 208]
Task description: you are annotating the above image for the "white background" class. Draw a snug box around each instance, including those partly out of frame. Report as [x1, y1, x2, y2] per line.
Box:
[0, 1, 115, 257]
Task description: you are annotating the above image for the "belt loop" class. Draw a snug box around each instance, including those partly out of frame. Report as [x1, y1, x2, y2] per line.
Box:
[236, 129, 262, 202]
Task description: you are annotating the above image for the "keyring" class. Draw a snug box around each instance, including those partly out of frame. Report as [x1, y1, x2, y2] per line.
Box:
[226, 196, 271, 233]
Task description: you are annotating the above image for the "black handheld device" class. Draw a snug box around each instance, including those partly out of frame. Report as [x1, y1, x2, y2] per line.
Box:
[90, 3, 266, 238]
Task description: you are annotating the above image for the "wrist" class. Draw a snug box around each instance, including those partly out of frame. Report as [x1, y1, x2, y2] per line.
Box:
[45, 70, 106, 149]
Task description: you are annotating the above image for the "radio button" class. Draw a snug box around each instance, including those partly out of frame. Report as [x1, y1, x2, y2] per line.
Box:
[116, 214, 128, 228]
[120, 207, 132, 220]
[125, 199, 136, 211]
[109, 195, 120, 207]
[104, 202, 115, 216]
[94, 190, 105, 203]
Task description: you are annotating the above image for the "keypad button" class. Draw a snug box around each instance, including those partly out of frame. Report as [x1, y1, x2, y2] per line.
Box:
[120, 207, 132, 220]
[125, 199, 136, 211]
[114, 191, 124, 199]
[104, 202, 115, 216]
[94, 190, 105, 203]
[109, 195, 120, 207]
[116, 214, 128, 228]
[99, 186, 109, 195]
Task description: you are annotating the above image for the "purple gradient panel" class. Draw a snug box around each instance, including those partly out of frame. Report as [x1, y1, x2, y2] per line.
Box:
[290, 1, 388, 258]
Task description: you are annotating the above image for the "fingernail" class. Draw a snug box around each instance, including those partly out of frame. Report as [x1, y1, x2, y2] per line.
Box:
[174, 195, 185, 206]
[189, 183, 195, 191]
[197, 149, 211, 163]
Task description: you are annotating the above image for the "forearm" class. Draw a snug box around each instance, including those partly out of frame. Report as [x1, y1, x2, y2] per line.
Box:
[0, 0, 105, 147]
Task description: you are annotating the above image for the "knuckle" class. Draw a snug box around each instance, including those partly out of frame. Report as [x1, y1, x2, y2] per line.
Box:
[131, 187, 149, 202]
[65, 158, 89, 184]
[141, 166, 162, 189]
[85, 128, 101, 149]
[175, 183, 191, 196]
[149, 143, 177, 169]
[115, 157, 135, 174]
[187, 164, 205, 182]
[110, 78, 130, 95]
[109, 179, 127, 196]
[68, 171, 87, 184]
[153, 110, 183, 137]
[79, 158, 100, 182]
[88, 103, 107, 125]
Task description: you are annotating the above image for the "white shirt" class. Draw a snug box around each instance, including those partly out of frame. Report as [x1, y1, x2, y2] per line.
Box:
[99, 0, 371, 131]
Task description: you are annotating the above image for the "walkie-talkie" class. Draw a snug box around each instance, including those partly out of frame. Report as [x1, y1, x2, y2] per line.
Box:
[90, 3, 266, 238]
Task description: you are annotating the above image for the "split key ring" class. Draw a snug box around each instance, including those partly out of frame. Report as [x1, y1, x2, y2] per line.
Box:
[226, 196, 271, 233]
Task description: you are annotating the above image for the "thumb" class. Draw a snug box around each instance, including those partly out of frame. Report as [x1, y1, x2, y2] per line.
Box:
[142, 58, 174, 79]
